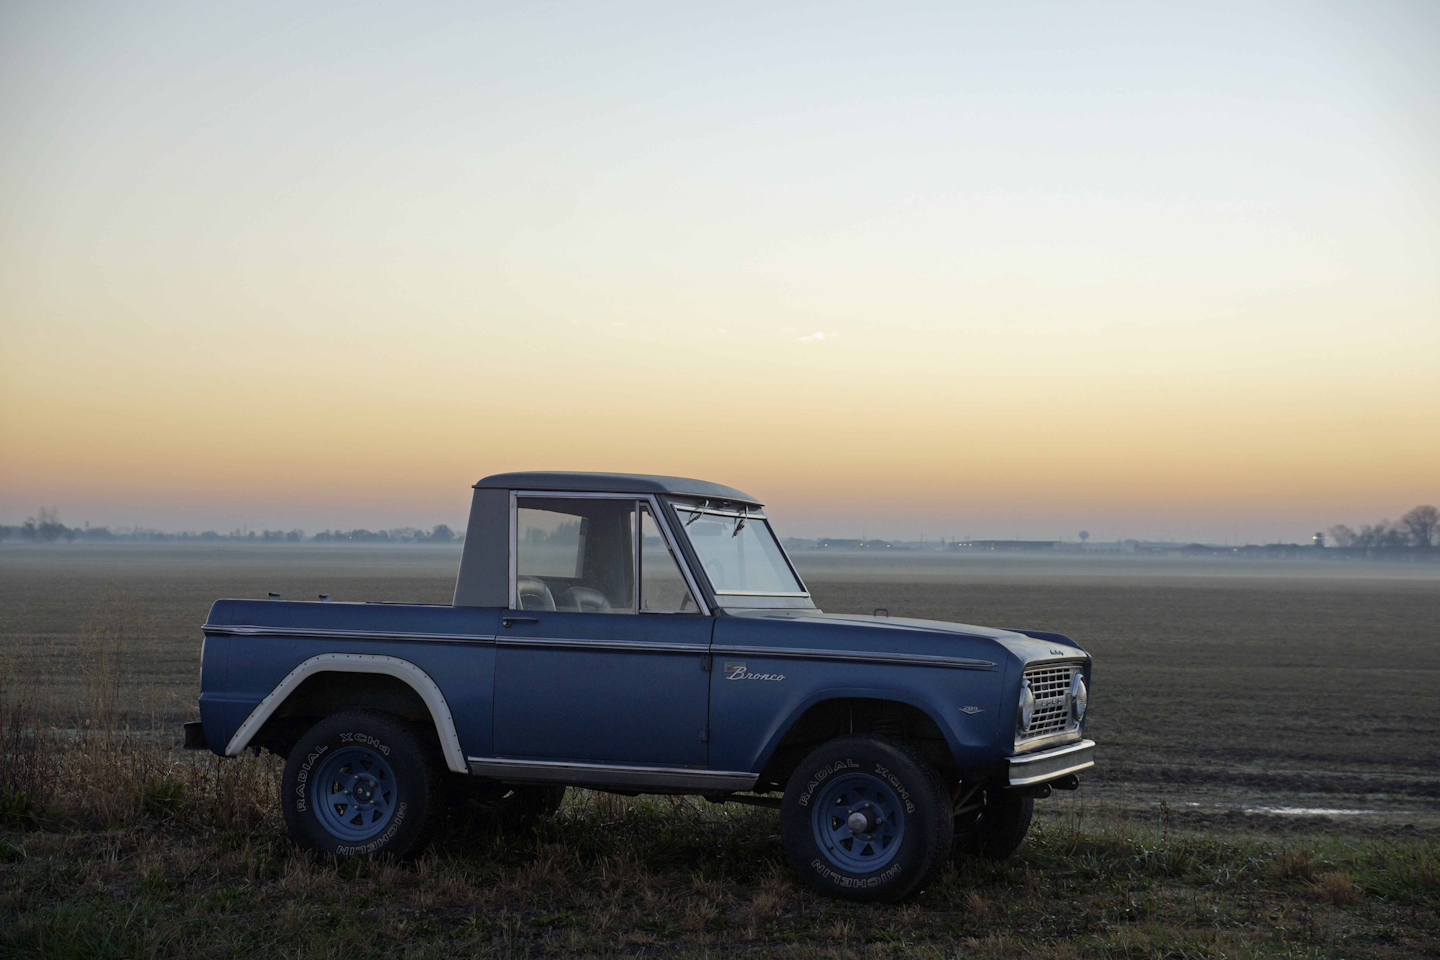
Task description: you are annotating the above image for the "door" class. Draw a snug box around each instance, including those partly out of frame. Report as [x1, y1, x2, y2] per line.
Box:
[493, 496, 713, 765]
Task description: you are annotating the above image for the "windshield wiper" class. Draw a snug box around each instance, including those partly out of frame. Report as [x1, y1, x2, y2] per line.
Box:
[684, 500, 709, 526]
[732, 506, 748, 537]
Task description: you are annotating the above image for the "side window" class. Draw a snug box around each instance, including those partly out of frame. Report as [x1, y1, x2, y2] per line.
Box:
[515, 498, 635, 614]
[639, 506, 698, 613]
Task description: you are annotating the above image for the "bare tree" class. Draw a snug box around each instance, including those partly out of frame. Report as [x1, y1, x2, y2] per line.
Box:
[1355, 521, 1409, 549]
[1327, 524, 1357, 548]
[37, 507, 65, 542]
[1401, 505, 1439, 547]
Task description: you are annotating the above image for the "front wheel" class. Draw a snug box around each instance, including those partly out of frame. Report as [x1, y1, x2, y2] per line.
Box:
[281, 709, 447, 859]
[780, 735, 953, 903]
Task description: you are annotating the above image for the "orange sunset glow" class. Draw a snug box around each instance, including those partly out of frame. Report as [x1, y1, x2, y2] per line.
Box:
[2, 1, 1437, 542]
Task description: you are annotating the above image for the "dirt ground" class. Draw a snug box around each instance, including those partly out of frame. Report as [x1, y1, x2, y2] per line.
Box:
[2, 542, 1438, 835]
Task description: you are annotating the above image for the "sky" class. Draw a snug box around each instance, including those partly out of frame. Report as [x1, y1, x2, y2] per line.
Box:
[1, 0, 1437, 543]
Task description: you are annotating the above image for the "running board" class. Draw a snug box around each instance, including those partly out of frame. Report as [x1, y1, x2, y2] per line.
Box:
[467, 757, 758, 793]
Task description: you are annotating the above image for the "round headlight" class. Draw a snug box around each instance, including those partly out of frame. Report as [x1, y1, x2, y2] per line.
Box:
[1017, 681, 1035, 732]
[1070, 674, 1088, 721]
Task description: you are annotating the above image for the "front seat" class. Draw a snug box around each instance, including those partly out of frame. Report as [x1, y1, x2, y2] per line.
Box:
[516, 576, 556, 611]
[561, 586, 612, 613]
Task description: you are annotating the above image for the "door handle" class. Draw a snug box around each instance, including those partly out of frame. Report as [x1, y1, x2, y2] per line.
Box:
[501, 616, 539, 628]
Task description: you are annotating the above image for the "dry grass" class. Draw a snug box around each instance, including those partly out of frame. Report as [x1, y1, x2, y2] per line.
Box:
[2, 702, 1437, 957]
[78, 586, 141, 730]
[1312, 871, 1364, 905]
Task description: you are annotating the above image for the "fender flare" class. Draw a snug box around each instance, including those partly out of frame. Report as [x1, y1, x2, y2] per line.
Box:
[224, 653, 468, 773]
[750, 685, 965, 774]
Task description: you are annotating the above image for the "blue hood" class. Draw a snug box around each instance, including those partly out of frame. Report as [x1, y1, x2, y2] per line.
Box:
[724, 609, 1087, 667]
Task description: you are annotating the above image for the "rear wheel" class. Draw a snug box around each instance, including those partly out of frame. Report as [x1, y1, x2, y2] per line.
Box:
[780, 735, 953, 902]
[281, 710, 447, 859]
[953, 783, 1033, 861]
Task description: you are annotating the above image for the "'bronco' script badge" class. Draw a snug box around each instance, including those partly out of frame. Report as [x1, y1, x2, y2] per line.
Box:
[724, 662, 785, 681]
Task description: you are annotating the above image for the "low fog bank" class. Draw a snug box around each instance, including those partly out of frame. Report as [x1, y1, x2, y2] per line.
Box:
[3, 541, 1437, 588]
[787, 549, 1440, 585]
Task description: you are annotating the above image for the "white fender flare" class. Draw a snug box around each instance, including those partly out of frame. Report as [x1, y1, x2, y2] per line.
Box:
[224, 653, 468, 773]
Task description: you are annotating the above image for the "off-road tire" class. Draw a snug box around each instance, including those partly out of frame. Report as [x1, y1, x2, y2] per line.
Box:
[282, 709, 447, 859]
[954, 785, 1033, 861]
[781, 735, 954, 903]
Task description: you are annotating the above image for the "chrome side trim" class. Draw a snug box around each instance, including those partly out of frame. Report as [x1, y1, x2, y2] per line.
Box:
[201, 624, 496, 645]
[466, 757, 758, 792]
[1007, 739, 1095, 788]
[496, 636, 710, 655]
[710, 644, 996, 670]
[225, 653, 469, 773]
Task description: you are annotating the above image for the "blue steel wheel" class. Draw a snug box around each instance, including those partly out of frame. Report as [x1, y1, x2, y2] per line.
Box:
[810, 772, 906, 872]
[281, 709, 446, 860]
[781, 734, 953, 903]
[311, 745, 399, 842]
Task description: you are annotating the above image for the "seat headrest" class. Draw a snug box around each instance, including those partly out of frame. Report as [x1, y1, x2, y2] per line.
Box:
[516, 576, 556, 611]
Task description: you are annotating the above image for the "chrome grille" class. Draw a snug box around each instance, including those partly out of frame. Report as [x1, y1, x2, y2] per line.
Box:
[1021, 662, 1080, 740]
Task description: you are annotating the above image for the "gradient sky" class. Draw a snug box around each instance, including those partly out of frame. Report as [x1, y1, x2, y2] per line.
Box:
[2, 0, 1437, 542]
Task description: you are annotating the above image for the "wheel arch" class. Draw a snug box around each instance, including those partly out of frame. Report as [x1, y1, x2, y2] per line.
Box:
[225, 653, 467, 773]
[753, 689, 961, 790]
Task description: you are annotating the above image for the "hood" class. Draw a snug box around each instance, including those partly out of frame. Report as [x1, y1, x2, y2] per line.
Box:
[725, 609, 1087, 665]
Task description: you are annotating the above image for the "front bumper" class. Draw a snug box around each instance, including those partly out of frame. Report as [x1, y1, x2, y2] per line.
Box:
[1007, 739, 1095, 788]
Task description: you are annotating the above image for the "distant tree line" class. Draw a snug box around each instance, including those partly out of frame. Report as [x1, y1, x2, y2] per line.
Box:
[0, 509, 462, 544]
[312, 525, 458, 543]
[1329, 505, 1438, 553]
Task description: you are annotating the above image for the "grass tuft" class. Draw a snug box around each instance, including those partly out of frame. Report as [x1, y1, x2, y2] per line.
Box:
[1311, 870, 1363, 905]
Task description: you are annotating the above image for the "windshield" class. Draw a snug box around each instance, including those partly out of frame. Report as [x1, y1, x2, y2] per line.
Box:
[672, 502, 806, 596]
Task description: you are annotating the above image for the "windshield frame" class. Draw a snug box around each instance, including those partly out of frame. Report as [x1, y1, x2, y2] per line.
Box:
[666, 499, 811, 598]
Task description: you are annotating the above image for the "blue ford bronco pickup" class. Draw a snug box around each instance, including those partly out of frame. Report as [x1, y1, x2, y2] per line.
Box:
[189, 472, 1093, 902]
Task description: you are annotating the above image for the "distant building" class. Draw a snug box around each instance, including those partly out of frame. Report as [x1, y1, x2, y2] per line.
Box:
[948, 539, 1061, 552]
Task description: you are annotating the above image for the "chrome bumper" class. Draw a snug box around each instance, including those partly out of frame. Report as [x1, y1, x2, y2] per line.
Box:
[1007, 739, 1095, 788]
